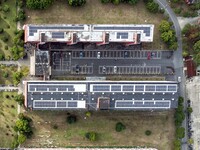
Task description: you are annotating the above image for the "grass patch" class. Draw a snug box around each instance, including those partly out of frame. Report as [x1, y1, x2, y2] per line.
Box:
[22, 111, 175, 149]
[0, 0, 17, 59]
[0, 92, 18, 148]
[25, 0, 166, 49]
[0, 64, 18, 85]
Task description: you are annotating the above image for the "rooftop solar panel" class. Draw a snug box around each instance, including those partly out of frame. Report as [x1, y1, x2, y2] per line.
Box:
[116, 32, 128, 39]
[168, 85, 177, 92]
[68, 101, 78, 107]
[156, 85, 167, 91]
[34, 101, 56, 108]
[93, 85, 110, 92]
[145, 85, 155, 92]
[111, 85, 121, 91]
[57, 101, 67, 107]
[135, 85, 144, 91]
[122, 85, 134, 91]
[52, 32, 65, 39]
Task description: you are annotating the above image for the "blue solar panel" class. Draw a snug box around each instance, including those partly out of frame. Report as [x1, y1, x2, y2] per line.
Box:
[122, 85, 133, 91]
[135, 85, 144, 91]
[57, 102, 67, 107]
[117, 32, 128, 39]
[52, 32, 65, 39]
[145, 85, 155, 92]
[156, 85, 167, 91]
[168, 85, 177, 92]
[68, 101, 77, 107]
[34, 101, 56, 108]
[111, 85, 121, 91]
[93, 85, 110, 91]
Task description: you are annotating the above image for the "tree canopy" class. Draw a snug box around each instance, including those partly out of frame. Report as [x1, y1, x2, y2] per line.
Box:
[68, 0, 86, 6]
[26, 0, 54, 9]
[159, 20, 171, 32]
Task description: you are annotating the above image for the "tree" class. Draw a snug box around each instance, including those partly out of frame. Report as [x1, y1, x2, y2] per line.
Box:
[26, 0, 54, 9]
[161, 30, 174, 42]
[12, 71, 23, 85]
[68, 0, 86, 6]
[85, 132, 97, 141]
[187, 107, 193, 114]
[174, 139, 181, 150]
[18, 134, 26, 144]
[159, 20, 171, 33]
[176, 127, 185, 139]
[194, 40, 200, 54]
[15, 119, 31, 133]
[14, 94, 24, 106]
[67, 115, 77, 124]
[145, 130, 152, 136]
[111, 0, 120, 5]
[101, 0, 110, 3]
[115, 122, 126, 132]
[146, 1, 159, 13]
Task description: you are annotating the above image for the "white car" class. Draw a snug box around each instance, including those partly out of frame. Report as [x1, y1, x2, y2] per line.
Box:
[178, 76, 181, 83]
[97, 52, 101, 59]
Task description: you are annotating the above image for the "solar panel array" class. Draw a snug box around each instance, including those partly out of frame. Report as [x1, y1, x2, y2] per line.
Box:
[116, 32, 129, 39]
[29, 25, 84, 36]
[91, 84, 177, 92]
[29, 84, 75, 92]
[52, 32, 65, 39]
[115, 100, 170, 108]
[93, 26, 151, 37]
[33, 100, 84, 108]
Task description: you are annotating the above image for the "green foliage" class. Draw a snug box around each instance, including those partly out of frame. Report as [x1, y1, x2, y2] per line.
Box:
[0, 28, 4, 34]
[182, 50, 189, 57]
[17, 9, 26, 21]
[145, 130, 152, 136]
[12, 71, 23, 85]
[174, 8, 181, 14]
[146, 1, 159, 13]
[0, 53, 5, 61]
[18, 134, 26, 144]
[171, 0, 180, 3]
[3, 72, 9, 78]
[14, 94, 25, 106]
[85, 111, 91, 117]
[68, 0, 86, 6]
[85, 132, 97, 141]
[26, 0, 54, 9]
[1, 35, 9, 42]
[159, 20, 171, 33]
[178, 97, 184, 105]
[11, 136, 19, 149]
[2, 4, 10, 12]
[187, 138, 194, 144]
[67, 115, 77, 124]
[115, 122, 126, 132]
[176, 127, 185, 139]
[4, 45, 8, 50]
[187, 107, 193, 114]
[173, 139, 181, 150]
[111, 0, 120, 5]
[161, 30, 174, 42]
[101, 0, 110, 3]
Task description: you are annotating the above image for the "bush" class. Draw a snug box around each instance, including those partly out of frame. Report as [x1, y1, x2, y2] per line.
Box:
[145, 130, 152, 136]
[68, 0, 86, 6]
[2, 5, 10, 12]
[18, 134, 26, 144]
[67, 115, 77, 124]
[0, 28, 4, 34]
[176, 127, 185, 139]
[85, 132, 97, 141]
[146, 1, 159, 13]
[4, 45, 8, 50]
[85, 111, 91, 117]
[115, 122, 126, 132]
[11, 136, 19, 149]
[174, 8, 181, 14]
[101, 0, 110, 3]
[187, 107, 193, 114]
[17, 10, 26, 21]
[26, 0, 54, 9]
[14, 94, 25, 106]
[1, 35, 9, 42]
[3, 72, 9, 78]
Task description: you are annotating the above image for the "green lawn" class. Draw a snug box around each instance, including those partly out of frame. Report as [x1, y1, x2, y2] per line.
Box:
[25, 0, 166, 50]
[22, 111, 175, 150]
[0, 0, 17, 59]
[0, 92, 18, 148]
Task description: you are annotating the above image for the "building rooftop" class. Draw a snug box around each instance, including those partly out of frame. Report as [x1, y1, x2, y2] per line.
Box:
[23, 24, 154, 44]
[25, 80, 178, 110]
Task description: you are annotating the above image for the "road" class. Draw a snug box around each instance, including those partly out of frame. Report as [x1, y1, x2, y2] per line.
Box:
[156, 0, 187, 149]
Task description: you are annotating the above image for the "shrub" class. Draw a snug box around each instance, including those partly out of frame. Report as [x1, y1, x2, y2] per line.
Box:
[4, 45, 8, 50]
[14, 94, 25, 106]
[26, 0, 54, 9]
[85, 111, 91, 117]
[101, 0, 110, 3]
[115, 122, 126, 132]
[85, 132, 97, 141]
[18, 134, 26, 144]
[67, 115, 77, 124]
[3, 72, 9, 78]
[0, 28, 4, 34]
[145, 130, 152, 136]
[187, 107, 193, 114]
[176, 127, 185, 139]
[146, 1, 159, 13]
[1, 35, 9, 42]
[3, 5, 10, 12]
[68, 0, 86, 6]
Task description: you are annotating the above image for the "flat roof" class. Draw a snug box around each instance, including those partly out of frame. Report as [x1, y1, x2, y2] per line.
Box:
[23, 24, 154, 43]
[25, 81, 178, 110]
